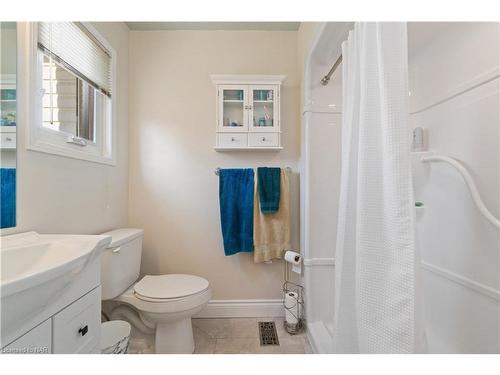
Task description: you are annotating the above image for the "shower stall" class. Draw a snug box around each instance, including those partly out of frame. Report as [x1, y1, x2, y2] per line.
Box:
[301, 22, 500, 353]
[300, 22, 350, 354]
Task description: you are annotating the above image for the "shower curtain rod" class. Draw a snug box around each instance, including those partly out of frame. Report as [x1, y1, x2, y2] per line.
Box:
[214, 167, 292, 175]
[320, 54, 343, 86]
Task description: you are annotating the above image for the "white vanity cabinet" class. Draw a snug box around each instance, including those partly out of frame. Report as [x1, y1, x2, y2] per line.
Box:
[1, 249, 103, 355]
[2, 287, 101, 354]
[52, 287, 101, 353]
[212, 75, 285, 150]
[3, 319, 52, 354]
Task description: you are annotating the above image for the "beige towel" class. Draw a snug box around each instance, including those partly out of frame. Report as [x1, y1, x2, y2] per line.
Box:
[253, 168, 291, 263]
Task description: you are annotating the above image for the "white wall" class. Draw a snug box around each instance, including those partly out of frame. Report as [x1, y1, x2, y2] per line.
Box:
[1, 26, 17, 74]
[10, 22, 130, 234]
[409, 22, 500, 353]
[128, 30, 300, 300]
[297, 22, 323, 111]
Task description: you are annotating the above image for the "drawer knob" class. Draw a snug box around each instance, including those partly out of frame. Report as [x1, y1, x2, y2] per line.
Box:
[5, 137, 12, 141]
[231, 137, 235, 142]
[262, 137, 266, 141]
[78, 325, 88, 337]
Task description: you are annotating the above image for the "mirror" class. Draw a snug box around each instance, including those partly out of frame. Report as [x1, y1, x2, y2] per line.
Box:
[0, 22, 17, 229]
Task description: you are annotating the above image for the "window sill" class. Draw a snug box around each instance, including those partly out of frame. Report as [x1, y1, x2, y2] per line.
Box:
[27, 139, 116, 166]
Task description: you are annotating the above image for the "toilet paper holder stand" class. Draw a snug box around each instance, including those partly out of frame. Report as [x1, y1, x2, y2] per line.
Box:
[282, 261, 304, 335]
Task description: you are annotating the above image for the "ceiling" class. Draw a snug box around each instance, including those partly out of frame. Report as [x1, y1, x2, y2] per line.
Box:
[126, 22, 301, 31]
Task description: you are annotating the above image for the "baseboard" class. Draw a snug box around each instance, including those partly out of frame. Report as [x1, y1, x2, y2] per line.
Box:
[193, 299, 285, 318]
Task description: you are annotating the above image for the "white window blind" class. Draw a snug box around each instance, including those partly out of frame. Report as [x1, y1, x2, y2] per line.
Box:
[38, 22, 111, 97]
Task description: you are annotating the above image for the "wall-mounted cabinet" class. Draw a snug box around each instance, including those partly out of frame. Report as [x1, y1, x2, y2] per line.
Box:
[211, 75, 285, 151]
[0, 74, 17, 147]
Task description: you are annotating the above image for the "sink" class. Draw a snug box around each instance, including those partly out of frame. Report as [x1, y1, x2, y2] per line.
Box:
[0, 232, 111, 340]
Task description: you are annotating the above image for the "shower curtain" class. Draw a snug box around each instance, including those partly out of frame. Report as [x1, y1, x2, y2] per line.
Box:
[333, 23, 417, 353]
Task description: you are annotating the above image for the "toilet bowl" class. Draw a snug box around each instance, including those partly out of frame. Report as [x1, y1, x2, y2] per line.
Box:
[100, 228, 211, 354]
[113, 274, 211, 353]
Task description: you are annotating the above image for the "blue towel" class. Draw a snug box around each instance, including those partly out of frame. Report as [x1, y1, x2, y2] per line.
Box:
[257, 167, 281, 214]
[219, 168, 254, 256]
[1, 168, 16, 228]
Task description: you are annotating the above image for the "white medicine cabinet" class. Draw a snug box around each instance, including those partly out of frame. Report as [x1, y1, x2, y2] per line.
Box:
[211, 75, 285, 150]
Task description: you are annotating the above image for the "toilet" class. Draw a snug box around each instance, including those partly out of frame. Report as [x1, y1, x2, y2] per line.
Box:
[100, 228, 211, 354]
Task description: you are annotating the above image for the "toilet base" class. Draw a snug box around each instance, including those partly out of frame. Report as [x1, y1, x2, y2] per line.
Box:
[155, 317, 195, 354]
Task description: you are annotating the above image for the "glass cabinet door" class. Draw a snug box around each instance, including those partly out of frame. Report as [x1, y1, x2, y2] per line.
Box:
[0, 88, 16, 127]
[249, 85, 279, 132]
[218, 85, 248, 132]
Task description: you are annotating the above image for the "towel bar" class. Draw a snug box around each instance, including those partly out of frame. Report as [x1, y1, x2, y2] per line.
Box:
[214, 166, 292, 175]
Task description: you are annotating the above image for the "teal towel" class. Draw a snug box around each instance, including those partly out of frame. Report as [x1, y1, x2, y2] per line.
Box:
[219, 169, 254, 256]
[1, 168, 16, 228]
[257, 167, 281, 214]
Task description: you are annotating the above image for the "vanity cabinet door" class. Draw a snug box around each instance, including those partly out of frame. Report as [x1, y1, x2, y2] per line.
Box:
[52, 287, 101, 354]
[3, 319, 52, 354]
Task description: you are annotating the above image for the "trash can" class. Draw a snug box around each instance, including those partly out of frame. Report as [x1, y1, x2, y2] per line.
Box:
[101, 320, 131, 354]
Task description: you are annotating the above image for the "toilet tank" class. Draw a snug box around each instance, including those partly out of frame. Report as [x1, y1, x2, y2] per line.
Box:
[100, 228, 144, 300]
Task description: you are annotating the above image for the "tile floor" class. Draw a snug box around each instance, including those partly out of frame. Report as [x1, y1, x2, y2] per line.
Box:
[128, 317, 313, 354]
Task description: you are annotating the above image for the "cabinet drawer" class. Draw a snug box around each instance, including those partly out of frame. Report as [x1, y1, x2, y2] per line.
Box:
[248, 133, 279, 147]
[218, 133, 248, 148]
[3, 319, 52, 354]
[0, 133, 16, 149]
[52, 287, 101, 354]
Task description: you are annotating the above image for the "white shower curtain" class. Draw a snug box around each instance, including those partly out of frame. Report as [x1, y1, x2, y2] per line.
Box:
[333, 22, 417, 353]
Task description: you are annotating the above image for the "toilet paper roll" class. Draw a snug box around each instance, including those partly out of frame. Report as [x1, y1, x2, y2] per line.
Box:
[284, 292, 299, 325]
[284, 250, 302, 274]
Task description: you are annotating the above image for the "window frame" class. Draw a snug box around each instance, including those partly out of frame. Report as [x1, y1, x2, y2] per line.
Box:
[25, 22, 117, 165]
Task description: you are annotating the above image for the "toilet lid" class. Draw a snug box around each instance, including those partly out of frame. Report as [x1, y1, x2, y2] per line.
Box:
[134, 274, 209, 300]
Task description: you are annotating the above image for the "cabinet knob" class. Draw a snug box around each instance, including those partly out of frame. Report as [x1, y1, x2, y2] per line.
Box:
[231, 137, 235, 142]
[78, 325, 89, 337]
[262, 137, 266, 141]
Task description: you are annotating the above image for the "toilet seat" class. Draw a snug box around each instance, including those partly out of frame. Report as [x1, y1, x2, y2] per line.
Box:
[134, 274, 209, 302]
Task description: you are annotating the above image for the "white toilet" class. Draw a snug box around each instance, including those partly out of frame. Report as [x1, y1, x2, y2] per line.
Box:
[100, 228, 211, 354]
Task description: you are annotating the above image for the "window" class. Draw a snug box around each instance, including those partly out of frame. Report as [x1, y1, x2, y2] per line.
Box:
[27, 22, 116, 164]
[42, 56, 97, 142]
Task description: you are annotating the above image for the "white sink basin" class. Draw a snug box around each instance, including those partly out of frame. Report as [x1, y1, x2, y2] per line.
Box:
[0, 232, 111, 337]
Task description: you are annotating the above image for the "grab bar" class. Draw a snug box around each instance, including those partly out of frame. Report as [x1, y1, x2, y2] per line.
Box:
[421, 154, 500, 230]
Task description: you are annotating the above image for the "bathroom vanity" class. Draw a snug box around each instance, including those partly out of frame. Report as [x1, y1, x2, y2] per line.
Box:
[0, 232, 111, 354]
